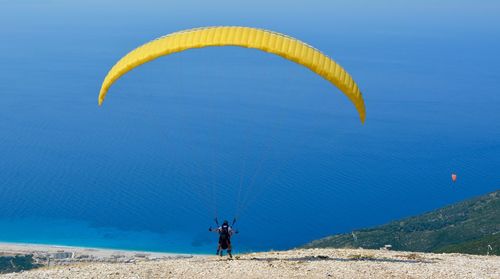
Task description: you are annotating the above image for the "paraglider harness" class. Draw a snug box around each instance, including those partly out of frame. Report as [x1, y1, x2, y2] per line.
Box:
[218, 223, 231, 249]
[211, 218, 237, 257]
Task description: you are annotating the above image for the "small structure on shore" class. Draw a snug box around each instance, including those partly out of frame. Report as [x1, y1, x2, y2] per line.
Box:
[380, 244, 392, 251]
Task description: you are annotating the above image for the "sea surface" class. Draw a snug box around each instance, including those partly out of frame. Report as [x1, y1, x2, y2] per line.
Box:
[0, 1, 499, 253]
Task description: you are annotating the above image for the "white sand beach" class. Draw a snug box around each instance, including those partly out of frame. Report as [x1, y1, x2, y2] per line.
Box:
[0, 242, 191, 263]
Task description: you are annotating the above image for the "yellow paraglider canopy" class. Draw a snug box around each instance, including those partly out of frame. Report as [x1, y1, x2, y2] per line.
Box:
[98, 26, 366, 123]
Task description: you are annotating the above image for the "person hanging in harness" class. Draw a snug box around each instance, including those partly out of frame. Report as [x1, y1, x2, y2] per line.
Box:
[209, 219, 237, 258]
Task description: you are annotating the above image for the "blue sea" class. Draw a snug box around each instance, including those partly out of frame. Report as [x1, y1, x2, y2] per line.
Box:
[0, 1, 499, 253]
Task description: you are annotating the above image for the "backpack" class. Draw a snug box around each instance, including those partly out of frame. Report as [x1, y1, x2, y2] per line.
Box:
[220, 224, 230, 238]
[219, 224, 230, 249]
[219, 225, 231, 240]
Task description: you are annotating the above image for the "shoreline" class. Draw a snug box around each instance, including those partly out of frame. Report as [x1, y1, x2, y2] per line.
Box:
[0, 241, 196, 258]
[0, 241, 198, 269]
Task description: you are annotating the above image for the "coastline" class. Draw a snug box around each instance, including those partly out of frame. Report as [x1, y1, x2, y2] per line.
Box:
[0, 241, 196, 270]
[0, 241, 195, 258]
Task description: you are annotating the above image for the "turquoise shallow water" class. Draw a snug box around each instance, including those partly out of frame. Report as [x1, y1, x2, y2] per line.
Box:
[0, 218, 210, 253]
[0, 1, 499, 253]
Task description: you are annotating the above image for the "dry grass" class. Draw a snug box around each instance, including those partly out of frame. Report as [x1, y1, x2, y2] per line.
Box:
[347, 253, 376, 260]
[396, 253, 424, 260]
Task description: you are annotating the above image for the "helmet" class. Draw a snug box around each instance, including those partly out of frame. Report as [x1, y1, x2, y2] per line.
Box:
[223, 220, 229, 225]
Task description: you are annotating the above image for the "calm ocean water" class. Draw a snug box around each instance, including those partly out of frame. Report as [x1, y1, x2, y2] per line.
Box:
[0, 1, 499, 253]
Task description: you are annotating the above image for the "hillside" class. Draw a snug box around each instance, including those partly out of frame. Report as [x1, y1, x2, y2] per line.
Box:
[1, 248, 498, 279]
[304, 190, 500, 255]
[435, 234, 500, 255]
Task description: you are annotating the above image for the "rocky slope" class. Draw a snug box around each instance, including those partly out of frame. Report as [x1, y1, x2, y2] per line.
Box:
[1, 248, 498, 279]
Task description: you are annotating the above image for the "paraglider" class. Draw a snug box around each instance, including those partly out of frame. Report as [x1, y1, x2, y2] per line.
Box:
[97, 26, 367, 253]
[98, 26, 366, 123]
[451, 173, 457, 182]
[209, 218, 238, 258]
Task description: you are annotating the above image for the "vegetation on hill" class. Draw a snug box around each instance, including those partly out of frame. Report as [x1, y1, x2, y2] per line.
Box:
[0, 254, 41, 274]
[304, 190, 500, 256]
[434, 234, 499, 255]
